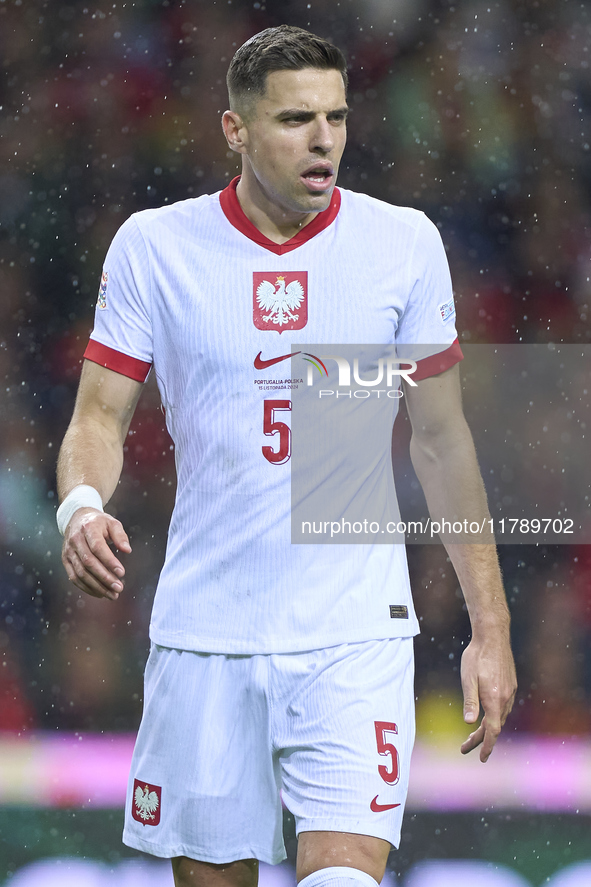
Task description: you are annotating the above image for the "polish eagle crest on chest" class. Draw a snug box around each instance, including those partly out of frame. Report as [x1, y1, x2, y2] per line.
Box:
[252, 271, 308, 332]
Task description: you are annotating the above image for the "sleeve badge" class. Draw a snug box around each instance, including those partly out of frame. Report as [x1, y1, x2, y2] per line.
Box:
[97, 270, 108, 310]
[438, 297, 456, 324]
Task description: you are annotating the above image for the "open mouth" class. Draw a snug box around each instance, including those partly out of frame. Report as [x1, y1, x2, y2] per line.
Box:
[301, 165, 334, 191]
[303, 168, 332, 183]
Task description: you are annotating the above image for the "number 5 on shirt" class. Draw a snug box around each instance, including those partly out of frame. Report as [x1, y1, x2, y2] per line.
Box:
[262, 400, 291, 465]
[375, 720, 400, 785]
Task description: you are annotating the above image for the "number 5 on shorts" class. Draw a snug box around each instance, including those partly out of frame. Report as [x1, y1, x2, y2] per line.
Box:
[374, 720, 400, 785]
[262, 399, 291, 464]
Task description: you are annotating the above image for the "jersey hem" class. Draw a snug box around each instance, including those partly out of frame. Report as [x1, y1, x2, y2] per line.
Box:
[148, 626, 420, 655]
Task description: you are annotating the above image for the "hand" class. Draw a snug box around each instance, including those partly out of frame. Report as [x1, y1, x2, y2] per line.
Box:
[460, 631, 517, 762]
[61, 508, 132, 600]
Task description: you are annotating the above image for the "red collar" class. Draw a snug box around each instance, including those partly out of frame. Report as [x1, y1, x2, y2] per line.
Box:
[219, 176, 341, 255]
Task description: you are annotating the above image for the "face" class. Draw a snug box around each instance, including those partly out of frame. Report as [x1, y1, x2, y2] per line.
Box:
[231, 67, 348, 217]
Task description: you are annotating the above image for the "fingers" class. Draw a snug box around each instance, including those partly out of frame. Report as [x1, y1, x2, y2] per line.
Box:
[460, 650, 481, 726]
[108, 518, 132, 556]
[62, 510, 131, 600]
[66, 548, 121, 600]
[461, 722, 485, 756]
[461, 714, 502, 763]
[461, 679, 480, 725]
[85, 517, 130, 578]
[459, 637, 517, 763]
[461, 697, 509, 762]
[480, 716, 502, 762]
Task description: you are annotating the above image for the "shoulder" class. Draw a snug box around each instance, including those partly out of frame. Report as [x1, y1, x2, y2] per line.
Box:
[104, 192, 223, 264]
[338, 187, 429, 235]
[129, 191, 221, 239]
[336, 189, 443, 265]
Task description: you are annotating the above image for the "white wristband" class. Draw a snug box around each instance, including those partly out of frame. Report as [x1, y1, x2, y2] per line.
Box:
[57, 484, 104, 536]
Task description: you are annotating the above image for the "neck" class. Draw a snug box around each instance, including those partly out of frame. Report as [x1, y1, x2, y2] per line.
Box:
[235, 166, 318, 244]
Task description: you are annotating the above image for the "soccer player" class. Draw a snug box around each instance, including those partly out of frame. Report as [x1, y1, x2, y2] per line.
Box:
[56, 25, 516, 887]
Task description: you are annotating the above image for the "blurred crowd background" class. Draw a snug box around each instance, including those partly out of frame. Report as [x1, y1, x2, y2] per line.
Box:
[1, 0, 590, 741]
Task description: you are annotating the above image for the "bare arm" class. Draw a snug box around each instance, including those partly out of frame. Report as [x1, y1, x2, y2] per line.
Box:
[403, 363, 517, 761]
[57, 359, 143, 600]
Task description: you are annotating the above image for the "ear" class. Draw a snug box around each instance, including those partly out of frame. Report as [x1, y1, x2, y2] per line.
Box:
[222, 110, 249, 154]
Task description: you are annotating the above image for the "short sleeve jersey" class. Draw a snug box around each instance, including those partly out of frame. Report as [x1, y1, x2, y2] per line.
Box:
[85, 178, 462, 654]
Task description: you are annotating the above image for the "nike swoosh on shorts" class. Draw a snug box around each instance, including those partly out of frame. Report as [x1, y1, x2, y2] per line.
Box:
[370, 795, 401, 812]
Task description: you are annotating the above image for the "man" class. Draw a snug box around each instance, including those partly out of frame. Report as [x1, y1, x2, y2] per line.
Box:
[57, 25, 516, 887]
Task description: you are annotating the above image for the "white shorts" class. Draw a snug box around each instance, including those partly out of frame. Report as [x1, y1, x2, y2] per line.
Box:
[123, 637, 415, 865]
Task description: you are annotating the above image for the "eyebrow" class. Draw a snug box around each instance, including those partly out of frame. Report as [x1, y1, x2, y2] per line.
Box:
[276, 106, 349, 121]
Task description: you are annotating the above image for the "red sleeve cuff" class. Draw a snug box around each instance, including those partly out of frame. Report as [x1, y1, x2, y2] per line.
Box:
[84, 340, 152, 383]
[412, 338, 463, 382]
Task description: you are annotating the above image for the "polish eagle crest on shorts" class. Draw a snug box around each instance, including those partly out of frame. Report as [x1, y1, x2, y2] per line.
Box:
[253, 271, 308, 332]
[131, 778, 161, 826]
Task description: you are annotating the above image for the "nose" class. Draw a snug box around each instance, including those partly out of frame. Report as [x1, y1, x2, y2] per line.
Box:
[310, 116, 334, 154]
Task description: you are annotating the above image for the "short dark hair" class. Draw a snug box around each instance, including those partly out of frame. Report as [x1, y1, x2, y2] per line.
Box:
[227, 25, 348, 116]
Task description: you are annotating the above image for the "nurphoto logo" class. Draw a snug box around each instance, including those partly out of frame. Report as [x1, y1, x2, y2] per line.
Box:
[305, 354, 417, 399]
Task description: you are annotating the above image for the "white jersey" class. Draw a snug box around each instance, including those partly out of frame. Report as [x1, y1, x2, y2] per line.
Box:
[85, 179, 461, 654]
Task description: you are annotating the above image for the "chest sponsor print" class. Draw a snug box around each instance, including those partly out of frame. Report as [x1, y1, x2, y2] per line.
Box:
[253, 271, 308, 332]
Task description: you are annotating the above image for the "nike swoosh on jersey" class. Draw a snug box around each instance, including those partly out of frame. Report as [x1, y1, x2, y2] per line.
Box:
[370, 796, 401, 813]
[254, 350, 301, 370]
